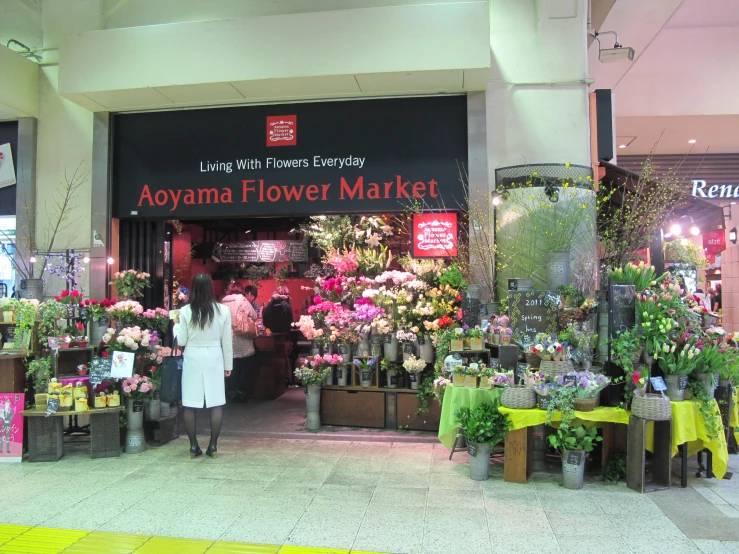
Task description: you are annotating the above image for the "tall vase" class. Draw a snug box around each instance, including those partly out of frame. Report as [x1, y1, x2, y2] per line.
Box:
[355, 334, 371, 357]
[402, 342, 416, 361]
[90, 317, 110, 346]
[408, 371, 421, 390]
[305, 384, 321, 431]
[337, 364, 350, 386]
[384, 334, 399, 362]
[420, 334, 434, 363]
[546, 251, 570, 290]
[664, 375, 686, 402]
[144, 392, 161, 422]
[125, 398, 147, 454]
[386, 369, 398, 389]
[323, 368, 335, 386]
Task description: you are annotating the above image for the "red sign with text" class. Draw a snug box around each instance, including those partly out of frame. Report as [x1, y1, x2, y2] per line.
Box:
[266, 115, 297, 147]
[412, 213, 458, 258]
[703, 229, 726, 264]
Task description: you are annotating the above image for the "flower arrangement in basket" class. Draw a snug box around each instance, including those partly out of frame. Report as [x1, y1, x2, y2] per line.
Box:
[492, 371, 514, 388]
[110, 269, 151, 299]
[106, 300, 144, 326]
[121, 374, 156, 401]
[141, 308, 170, 334]
[558, 370, 611, 412]
[530, 372, 558, 410]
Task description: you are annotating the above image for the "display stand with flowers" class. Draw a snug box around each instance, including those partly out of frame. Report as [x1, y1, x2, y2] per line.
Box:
[295, 360, 331, 431]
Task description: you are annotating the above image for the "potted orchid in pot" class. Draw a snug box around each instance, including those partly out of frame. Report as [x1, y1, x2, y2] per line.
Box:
[294, 360, 332, 431]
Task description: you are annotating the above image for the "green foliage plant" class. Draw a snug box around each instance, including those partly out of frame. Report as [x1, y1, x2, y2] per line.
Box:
[546, 387, 602, 453]
[455, 400, 510, 446]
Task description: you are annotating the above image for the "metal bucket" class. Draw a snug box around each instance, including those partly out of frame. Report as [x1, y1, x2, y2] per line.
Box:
[468, 442, 491, 481]
[561, 449, 586, 489]
[305, 384, 321, 431]
[546, 251, 570, 290]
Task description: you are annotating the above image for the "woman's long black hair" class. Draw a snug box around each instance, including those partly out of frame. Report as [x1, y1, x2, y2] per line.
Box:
[188, 273, 217, 330]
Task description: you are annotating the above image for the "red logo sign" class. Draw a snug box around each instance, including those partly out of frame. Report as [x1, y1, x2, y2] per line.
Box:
[703, 229, 726, 264]
[266, 115, 297, 147]
[412, 213, 458, 258]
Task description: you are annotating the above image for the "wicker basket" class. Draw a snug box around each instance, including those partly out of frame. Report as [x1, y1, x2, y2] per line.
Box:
[525, 352, 542, 369]
[573, 397, 597, 412]
[539, 360, 574, 377]
[631, 393, 672, 421]
[501, 386, 536, 409]
[559, 307, 586, 327]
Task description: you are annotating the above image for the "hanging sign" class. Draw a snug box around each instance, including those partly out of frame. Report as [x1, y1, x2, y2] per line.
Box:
[411, 213, 458, 258]
[212, 240, 308, 263]
[703, 230, 726, 264]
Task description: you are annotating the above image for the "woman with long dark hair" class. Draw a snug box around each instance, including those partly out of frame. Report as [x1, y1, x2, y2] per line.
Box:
[174, 274, 233, 458]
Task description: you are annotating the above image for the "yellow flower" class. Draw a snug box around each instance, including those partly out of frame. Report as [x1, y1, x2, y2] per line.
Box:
[565, 163, 571, 169]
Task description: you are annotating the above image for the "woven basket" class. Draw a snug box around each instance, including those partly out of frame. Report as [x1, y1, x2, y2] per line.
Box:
[501, 387, 536, 409]
[559, 307, 586, 327]
[539, 360, 574, 377]
[631, 393, 672, 421]
[573, 397, 597, 412]
[525, 352, 542, 369]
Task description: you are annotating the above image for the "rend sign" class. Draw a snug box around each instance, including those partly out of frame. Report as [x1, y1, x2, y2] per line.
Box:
[692, 179, 739, 200]
[112, 97, 468, 219]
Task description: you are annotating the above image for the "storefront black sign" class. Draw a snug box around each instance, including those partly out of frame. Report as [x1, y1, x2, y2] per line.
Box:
[111, 96, 468, 219]
[508, 291, 559, 346]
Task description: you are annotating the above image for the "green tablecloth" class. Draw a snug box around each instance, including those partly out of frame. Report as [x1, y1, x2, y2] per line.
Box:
[732, 390, 738, 444]
[438, 386, 501, 448]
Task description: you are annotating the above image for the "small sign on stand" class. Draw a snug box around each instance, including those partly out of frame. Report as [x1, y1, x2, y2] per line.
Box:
[650, 377, 667, 392]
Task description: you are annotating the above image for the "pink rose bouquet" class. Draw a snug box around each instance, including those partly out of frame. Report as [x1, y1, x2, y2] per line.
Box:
[121, 373, 156, 401]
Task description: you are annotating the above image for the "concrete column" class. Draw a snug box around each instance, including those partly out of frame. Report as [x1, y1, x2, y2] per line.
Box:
[15, 117, 37, 290]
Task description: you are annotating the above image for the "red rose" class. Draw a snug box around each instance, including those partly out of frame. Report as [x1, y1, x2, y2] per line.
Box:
[79, 302, 84, 308]
[71, 290, 80, 297]
[101, 351, 108, 358]
[55, 296, 61, 302]
[76, 322, 84, 332]
[455, 295, 463, 302]
[85, 299, 91, 305]
[61, 290, 69, 298]
[91, 300, 98, 305]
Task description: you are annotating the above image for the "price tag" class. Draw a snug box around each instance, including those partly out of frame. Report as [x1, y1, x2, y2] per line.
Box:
[467, 444, 478, 457]
[97, 316, 110, 329]
[89, 357, 112, 385]
[409, 372, 418, 383]
[389, 375, 398, 385]
[650, 377, 667, 392]
[383, 334, 393, 344]
[566, 450, 583, 465]
[361, 370, 371, 381]
[47, 337, 60, 351]
[78, 307, 89, 320]
[417, 335, 425, 345]
[563, 375, 577, 387]
[6, 326, 16, 343]
[46, 397, 60, 416]
[66, 306, 76, 319]
[678, 375, 689, 391]
[489, 358, 500, 369]
[403, 343, 415, 354]
[370, 334, 382, 345]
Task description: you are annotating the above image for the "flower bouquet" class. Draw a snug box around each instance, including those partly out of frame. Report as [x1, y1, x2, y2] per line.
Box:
[403, 354, 426, 390]
[354, 356, 377, 387]
[559, 370, 611, 412]
[110, 269, 151, 299]
[106, 300, 144, 326]
[531, 373, 558, 410]
[121, 374, 156, 401]
[294, 361, 332, 386]
[104, 326, 155, 353]
[141, 308, 170, 334]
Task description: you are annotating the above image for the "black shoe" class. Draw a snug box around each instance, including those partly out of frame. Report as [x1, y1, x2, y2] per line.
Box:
[190, 446, 203, 459]
[206, 445, 218, 459]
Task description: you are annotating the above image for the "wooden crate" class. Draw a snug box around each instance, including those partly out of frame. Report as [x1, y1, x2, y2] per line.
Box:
[396, 391, 441, 431]
[144, 414, 179, 446]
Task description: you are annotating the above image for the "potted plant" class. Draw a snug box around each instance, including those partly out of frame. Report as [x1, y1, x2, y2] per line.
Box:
[59, 335, 72, 349]
[450, 328, 464, 352]
[692, 343, 724, 398]
[610, 328, 643, 374]
[87, 298, 115, 344]
[655, 339, 699, 401]
[121, 374, 156, 453]
[462, 363, 480, 389]
[26, 356, 53, 410]
[313, 353, 343, 386]
[380, 358, 401, 389]
[546, 387, 602, 489]
[455, 400, 510, 480]
[294, 361, 331, 431]
[37, 299, 67, 346]
[451, 364, 465, 387]
[14, 299, 38, 351]
[467, 326, 484, 350]
[403, 354, 426, 390]
[76, 363, 89, 376]
[110, 269, 151, 300]
[478, 363, 494, 389]
[0, 298, 17, 323]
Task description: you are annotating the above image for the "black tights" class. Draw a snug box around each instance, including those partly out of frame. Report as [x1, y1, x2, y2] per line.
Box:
[183, 405, 224, 450]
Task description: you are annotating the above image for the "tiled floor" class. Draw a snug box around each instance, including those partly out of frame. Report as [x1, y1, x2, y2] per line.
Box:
[1, 434, 739, 554]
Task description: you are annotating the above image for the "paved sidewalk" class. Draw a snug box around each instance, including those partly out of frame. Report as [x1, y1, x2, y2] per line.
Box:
[0, 437, 738, 554]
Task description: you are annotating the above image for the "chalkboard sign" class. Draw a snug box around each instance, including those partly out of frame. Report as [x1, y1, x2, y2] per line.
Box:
[212, 240, 309, 263]
[563, 375, 577, 387]
[566, 450, 583, 465]
[490, 358, 500, 369]
[383, 334, 392, 344]
[408, 372, 418, 383]
[370, 334, 382, 345]
[417, 335, 425, 345]
[66, 306, 76, 319]
[78, 307, 90, 320]
[508, 291, 559, 347]
[361, 370, 371, 382]
[609, 284, 636, 339]
[97, 316, 110, 329]
[403, 343, 415, 354]
[389, 374, 398, 386]
[131, 400, 144, 412]
[650, 377, 667, 392]
[678, 375, 689, 391]
[467, 444, 477, 457]
[46, 397, 60, 416]
[6, 326, 15, 342]
[516, 363, 529, 380]
[89, 357, 112, 385]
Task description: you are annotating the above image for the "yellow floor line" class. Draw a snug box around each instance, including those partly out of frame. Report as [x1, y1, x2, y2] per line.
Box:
[0, 525, 391, 554]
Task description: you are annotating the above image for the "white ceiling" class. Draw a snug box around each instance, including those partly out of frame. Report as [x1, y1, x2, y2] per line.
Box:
[590, 0, 739, 155]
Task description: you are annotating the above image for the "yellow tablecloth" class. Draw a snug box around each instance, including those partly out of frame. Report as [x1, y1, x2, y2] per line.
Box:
[498, 405, 630, 430]
[646, 399, 729, 480]
[732, 391, 738, 444]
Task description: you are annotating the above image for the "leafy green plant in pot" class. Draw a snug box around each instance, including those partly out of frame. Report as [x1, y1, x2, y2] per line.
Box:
[455, 400, 510, 481]
[26, 356, 53, 408]
[546, 387, 601, 489]
[609, 328, 643, 374]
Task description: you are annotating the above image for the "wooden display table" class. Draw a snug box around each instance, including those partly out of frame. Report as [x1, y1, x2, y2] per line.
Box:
[21, 406, 123, 462]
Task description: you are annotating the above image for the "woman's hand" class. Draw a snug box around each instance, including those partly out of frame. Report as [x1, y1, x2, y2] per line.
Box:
[225, 371, 232, 377]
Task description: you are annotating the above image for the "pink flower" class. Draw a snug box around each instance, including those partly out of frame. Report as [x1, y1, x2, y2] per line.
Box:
[313, 296, 322, 305]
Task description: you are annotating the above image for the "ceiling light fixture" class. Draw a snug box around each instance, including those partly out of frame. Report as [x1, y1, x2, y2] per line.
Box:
[491, 192, 503, 207]
[689, 225, 700, 236]
[591, 30, 635, 63]
[83, 256, 90, 263]
[618, 144, 627, 149]
[29, 255, 37, 263]
[730, 227, 737, 244]
[688, 139, 697, 144]
[106, 257, 115, 265]
[669, 223, 682, 236]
